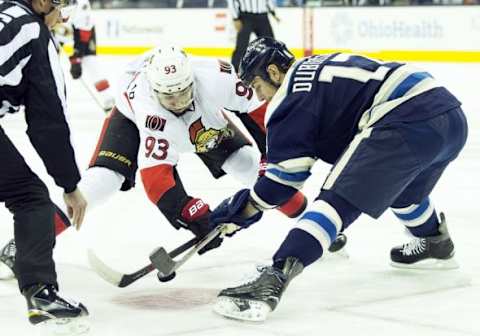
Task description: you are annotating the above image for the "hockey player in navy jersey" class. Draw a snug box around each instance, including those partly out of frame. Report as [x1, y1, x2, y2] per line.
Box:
[209, 37, 468, 321]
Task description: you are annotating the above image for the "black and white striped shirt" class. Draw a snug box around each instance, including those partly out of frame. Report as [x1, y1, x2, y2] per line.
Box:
[227, 0, 276, 19]
[0, 0, 80, 192]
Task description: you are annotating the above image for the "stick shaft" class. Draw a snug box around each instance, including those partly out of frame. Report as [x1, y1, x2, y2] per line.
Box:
[118, 237, 198, 287]
[89, 237, 198, 288]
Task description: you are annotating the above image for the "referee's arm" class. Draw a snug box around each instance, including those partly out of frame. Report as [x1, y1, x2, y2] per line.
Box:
[1, 17, 80, 192]
[18, 24, 81, 192]
[227, 0, 242, 31]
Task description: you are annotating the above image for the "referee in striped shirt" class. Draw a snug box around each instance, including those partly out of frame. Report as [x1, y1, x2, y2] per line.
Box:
[0, 0, 88, 324]
[228, 0, 279, 72]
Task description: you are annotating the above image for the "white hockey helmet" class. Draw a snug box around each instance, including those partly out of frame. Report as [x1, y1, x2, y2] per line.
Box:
[145, 45, 194, 114]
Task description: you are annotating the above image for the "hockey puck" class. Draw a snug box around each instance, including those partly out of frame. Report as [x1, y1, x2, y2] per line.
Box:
[157, 272, 176, 282]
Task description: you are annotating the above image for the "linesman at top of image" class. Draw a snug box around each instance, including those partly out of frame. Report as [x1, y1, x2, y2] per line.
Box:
[228, 0, 280, 72]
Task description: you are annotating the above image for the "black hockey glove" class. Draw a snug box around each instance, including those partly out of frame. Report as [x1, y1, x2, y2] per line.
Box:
[69, 56, 82, 79]
[179, 198, 223, 255]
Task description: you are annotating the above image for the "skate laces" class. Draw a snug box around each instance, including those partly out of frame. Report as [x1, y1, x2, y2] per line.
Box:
[237, 265, 267, 285]
[236, 265, 280, 287]
[402, 238, 427, 256]
[256, 265, 285, 284]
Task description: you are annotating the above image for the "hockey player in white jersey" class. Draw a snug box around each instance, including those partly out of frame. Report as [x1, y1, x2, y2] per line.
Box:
[84, 45, 308, 259]
[1, 45, 309, 280]
[68, 0, 114, 112]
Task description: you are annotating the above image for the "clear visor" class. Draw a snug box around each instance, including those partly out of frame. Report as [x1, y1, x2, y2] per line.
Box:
[155, 84, 194, 114]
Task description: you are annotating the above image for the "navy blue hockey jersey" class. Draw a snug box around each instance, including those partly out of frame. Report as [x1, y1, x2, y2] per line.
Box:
[250, 53, 461, 209]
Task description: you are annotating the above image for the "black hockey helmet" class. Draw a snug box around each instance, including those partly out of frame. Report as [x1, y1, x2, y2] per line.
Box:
[239, 37, 295, 87]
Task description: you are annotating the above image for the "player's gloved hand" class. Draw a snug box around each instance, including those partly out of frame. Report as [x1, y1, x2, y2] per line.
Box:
[209, 189, 263, 233]
[180, 198, 223, 255]
[69, 56, 82, 79]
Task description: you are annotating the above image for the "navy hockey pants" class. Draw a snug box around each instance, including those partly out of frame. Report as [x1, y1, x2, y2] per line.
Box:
[323, 107, 468, 219]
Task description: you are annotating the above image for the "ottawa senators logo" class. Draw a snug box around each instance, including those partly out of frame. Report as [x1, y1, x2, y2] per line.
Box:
[218, 60, 232, 74]
[189, 118, 234, 153]
[145, 115, 166, 131]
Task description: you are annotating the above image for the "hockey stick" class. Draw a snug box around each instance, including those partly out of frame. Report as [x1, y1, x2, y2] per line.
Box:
[87, 237, 197, 288]
[58, 48, 113, 113]
[150, 224, 238, 278]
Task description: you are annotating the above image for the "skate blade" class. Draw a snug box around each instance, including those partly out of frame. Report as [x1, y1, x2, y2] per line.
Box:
[0, 262, 15, 280]
[390, 256, 459, 270]
[37, 316, 90, 336]
[213, 296, 271, 322]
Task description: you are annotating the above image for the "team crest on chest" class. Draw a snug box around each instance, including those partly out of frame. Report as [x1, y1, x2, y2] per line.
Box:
[189, 118, 234, 153]
[145, 115, 167, 131]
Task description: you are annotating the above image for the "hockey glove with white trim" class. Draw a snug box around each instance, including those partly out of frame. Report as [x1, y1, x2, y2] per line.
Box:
[209, 189, 263, 233]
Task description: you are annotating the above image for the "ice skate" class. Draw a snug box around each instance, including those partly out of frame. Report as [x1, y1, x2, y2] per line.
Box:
[0, 239, 16, 279]
[390, 213, 458, 270]
[213, 257, 303, 321]
[24, 284, 90, 335]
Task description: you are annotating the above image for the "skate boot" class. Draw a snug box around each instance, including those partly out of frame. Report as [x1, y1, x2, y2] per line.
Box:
[390, 213, 458, 269]
[23, 284, 90, 334]
[213, 257, 303, 321]
[0, 239, 16, 279]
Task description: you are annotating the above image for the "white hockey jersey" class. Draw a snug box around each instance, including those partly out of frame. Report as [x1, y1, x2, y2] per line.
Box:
[71, 0, 94, 31]
[115, 55, 264, 171]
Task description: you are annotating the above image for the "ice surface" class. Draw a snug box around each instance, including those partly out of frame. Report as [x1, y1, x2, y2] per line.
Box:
[0, 57, 479, 336]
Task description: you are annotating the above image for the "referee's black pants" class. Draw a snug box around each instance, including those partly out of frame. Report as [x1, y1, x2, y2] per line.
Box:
[0, 125, 57, 291]
[232, 13, 274, 72]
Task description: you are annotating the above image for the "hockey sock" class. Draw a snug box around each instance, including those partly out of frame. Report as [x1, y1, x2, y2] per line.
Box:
[316, 190, 361, 231]
[391, 198, 440, 237]
[273, 200, 342, 267]
[273, 228, 323, 268]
